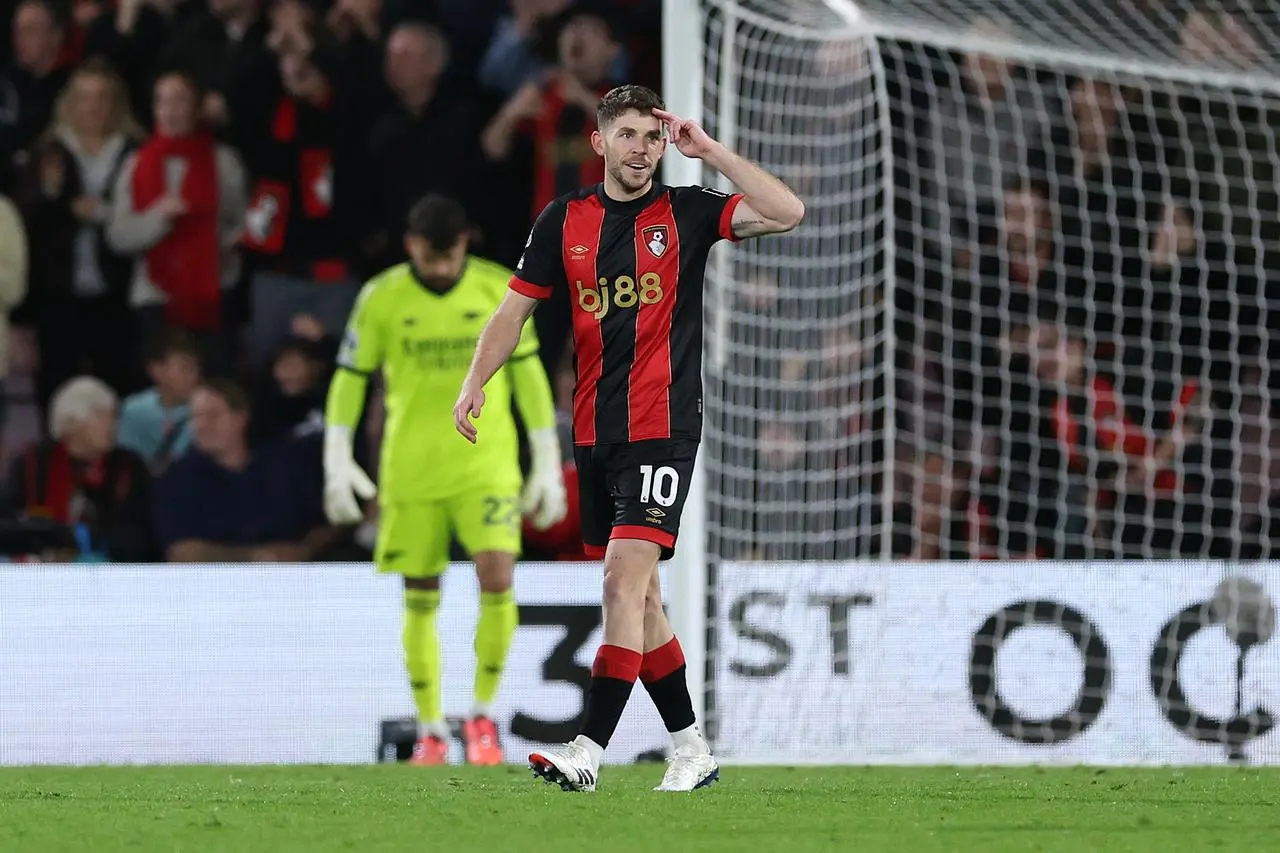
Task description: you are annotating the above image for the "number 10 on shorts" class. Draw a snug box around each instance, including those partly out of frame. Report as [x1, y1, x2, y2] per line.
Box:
[639, 464, 679, 507]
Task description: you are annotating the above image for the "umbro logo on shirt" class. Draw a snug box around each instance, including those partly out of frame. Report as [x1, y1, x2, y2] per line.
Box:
[402, 317, 417, 327]
[569, 244, 589, 258]
[463, 312, 482, 320]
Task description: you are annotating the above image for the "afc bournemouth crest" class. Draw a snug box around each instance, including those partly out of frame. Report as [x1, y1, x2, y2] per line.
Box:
[643, 225, 669, 258]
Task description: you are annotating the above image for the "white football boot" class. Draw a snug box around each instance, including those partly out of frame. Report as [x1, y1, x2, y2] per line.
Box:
[529, 741, 599, 792]
[654, 742, 720, 792]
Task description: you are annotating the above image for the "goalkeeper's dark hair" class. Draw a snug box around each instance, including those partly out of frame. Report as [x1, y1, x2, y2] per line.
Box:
[406, 194, 470, 249]
[597, 85, 665, 129]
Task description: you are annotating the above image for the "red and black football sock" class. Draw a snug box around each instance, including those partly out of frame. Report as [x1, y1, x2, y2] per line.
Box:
[579, 644, 642, 750]
[640, 636, 697, 734]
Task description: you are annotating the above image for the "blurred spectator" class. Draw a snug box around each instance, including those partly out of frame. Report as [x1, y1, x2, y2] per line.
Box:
[152, 378, 342, 562]
[0, 190, 29, 446]
[14, 57, 142, 410]
[155, 0, 270, 130]
[1042, 76, 1184, 347]
[481, 4, 618, 374]
[898, 446, 970, 560]
[479, 0, 631, 97]
[105, 70, 247, 370]
[365, 21, 480, 271]
[238, 44, 368, 367]
[481, 5, 619, 222]
[251, 323, 334, 445]
[82, 0, 188, 128]
[117, 326, 201, 474]
[1, 376, 153, 561]
[930, 16, 1054, 259]
[9, 0, 71, 162]
[324, 0, 383, 48]
[480, 0, 570, 96]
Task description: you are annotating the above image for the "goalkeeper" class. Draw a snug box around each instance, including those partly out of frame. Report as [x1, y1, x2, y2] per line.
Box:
[323, 194, 566, 766]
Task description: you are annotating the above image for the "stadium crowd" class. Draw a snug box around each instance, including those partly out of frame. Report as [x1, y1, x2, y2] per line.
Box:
[876, 6, 1280, 563]
[708, 4, 1280, 564]
[0, 0, 657, 562]
[0, 0, 1275, 564]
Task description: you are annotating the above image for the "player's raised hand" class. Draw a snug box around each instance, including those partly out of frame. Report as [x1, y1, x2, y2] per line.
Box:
[653, 108, 719, 160]
[453, 384, 486, 443]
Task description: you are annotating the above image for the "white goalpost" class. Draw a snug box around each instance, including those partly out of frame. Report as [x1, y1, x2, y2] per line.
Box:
[666, 0, 1280, 765]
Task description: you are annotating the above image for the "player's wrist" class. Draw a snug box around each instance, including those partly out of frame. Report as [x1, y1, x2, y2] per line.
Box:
[527, 427, 562, 473]
[699, 139, 732, 169]
[323, 425, 355, 468]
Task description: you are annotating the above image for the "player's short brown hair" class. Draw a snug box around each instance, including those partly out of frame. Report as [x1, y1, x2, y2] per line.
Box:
[597, 84, 665, 129]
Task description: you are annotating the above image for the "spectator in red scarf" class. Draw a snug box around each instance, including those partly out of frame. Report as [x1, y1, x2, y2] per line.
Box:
[236, 43, 369, 368]
[105, 70, 248, 372]
[2, 375, 153, 561]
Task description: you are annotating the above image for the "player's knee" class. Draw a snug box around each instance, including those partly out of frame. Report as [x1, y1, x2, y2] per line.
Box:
[601, 541, 655, 615]
[602, 568, 647, 620]
[472, 551, 514, 593]
[404, 575, 441, 592]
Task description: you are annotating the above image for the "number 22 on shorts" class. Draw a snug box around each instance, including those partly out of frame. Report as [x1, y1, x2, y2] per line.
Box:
[639, 464, 679, 507]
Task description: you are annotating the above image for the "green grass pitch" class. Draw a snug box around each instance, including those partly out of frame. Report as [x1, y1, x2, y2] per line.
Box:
[2, 765, 1278, 852]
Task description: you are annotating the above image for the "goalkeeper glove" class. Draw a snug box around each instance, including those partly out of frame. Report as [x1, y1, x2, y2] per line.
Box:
[522, 427, 567, 530]
[323, 425, 377, 525]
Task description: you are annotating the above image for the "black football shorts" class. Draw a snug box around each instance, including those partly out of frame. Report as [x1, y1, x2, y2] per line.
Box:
[573, 438, 699, 561]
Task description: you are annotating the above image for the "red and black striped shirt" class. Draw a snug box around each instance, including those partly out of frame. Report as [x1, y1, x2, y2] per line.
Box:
[510, 182, 743, 446]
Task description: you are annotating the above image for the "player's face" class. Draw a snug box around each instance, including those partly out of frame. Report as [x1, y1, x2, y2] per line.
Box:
[593, 110, 667, 195]
[405, 234, 468, 292]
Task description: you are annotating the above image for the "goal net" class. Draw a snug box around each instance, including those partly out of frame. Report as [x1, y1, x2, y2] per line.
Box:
[687, 0, 1280, 764]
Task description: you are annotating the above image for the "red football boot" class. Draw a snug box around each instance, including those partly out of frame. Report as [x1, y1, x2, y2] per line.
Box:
[463, 717, 503, 766]
[408, 735, 449, 766]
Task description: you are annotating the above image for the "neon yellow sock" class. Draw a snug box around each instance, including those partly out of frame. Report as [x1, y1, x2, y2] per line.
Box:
[403, 588, 444, 734]
[473, 589, 518, 713]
